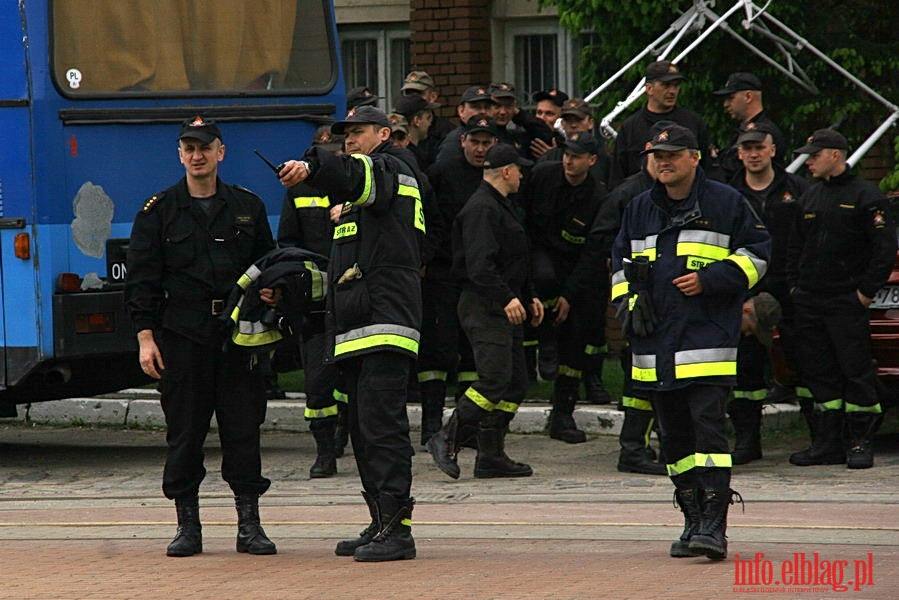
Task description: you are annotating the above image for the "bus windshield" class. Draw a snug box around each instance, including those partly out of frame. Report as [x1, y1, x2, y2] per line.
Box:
[52, 0, 336, 95]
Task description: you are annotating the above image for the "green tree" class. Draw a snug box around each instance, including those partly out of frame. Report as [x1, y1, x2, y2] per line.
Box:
[541, 0, 899, 172]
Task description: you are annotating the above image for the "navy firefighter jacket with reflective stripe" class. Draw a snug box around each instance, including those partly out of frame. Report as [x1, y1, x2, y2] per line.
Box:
[304, 141, 424, 361]
[610, 168, 771, 391]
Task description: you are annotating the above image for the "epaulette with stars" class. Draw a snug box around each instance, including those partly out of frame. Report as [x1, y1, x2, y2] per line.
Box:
[141, 190, 167, 213]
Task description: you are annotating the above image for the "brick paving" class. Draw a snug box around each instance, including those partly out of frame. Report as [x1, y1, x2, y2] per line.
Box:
[0, 424, 896, 599]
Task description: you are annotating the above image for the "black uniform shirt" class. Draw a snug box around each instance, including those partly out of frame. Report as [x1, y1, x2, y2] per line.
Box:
[716, 110, 788, 183]
[426, 154, 485, 274]
[126, 177, 275, 345]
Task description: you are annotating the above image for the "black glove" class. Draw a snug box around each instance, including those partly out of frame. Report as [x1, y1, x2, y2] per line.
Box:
[620, 256, 658, 338]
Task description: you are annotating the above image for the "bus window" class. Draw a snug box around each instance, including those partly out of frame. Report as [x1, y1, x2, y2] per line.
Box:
[52, 0, 335, 95]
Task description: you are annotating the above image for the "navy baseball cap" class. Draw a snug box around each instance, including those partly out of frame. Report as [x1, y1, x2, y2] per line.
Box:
[483, 143, 533, 169]
[346, 86, 380, 110]
[713, 72, 763, 96]
[641, 124, 698, 154]
[394, 94, 440, 118]
[793, 129, 850, 154]
[460, 85, 496, 104]
[533, 89, 569, 106]
[178, 116, 222, 143]
[736, 122, 777, 145]
[331, 106, 392, 134]
[645, 60, 685, 82]
[464, 115, 499, 137]
[563, 132, 600, 155]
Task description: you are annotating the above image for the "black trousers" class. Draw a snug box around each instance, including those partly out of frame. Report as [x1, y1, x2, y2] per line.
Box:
[158, 329, 270, 500]
[301, 330, 341, 426]
[342, 352, 415, 501]
[793, 289, 879, 411]
[418, 276, 476, 385]
[457, 290, 528, 414]
[651, 385, 731, 490]
[735, 334, 768, 398]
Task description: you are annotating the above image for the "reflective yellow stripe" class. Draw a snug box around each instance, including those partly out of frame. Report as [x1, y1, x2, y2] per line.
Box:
[675, 361, 736, 379]
[611, 280, 629, 301]
[585, 344, 606, 355]
[622, 396, 653, 411]
[304, 261, 326, 301]
[522, 339, 539, 347]
[676, 242, 730, 261]
[733, 389, 767, 401]
[237, 273, 254, 290]
[414, 197, 426, 232]
[418, 370, 447, 383]
[667, 454, 696, 476]
[694, 452, 733, 468]
[334, 333, 419, 356]
[632, 249, 656, 261]
[350, 154, 375, 205]
[815, 399, 844, 411]
[632, 353, 657, 382]
[558, 365, 582, 379]
[630, 235, 657, 262]
[457, 371, 479, 383]
[333, 222, 358, 239]
[495, 400, 518, 414]
[795, 386, 813, 399]
[304, 404, 339, 419]
[845, 402, 882, 414]
[397, 184, 420, 200]
[333, 389, 348, 403]
[293, 196, 330, 209]
[464, 386, 496, 411]
[561, 230, 585, 244]
[232, 329, 283, 347]
[725, 250, 765, 288]
[400, 518, 412, 527]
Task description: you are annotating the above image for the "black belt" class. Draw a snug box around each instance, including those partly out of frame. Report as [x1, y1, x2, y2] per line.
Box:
[167, 297, 226, 316]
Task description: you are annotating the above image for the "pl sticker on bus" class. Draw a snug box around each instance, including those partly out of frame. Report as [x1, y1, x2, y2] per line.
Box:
[66, 68, 82, 89]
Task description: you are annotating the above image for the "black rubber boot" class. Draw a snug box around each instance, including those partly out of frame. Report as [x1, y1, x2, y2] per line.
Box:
[728, 398, 763, 465]
[354, 496, 416, 562]
[235, 494, 277, 555]
[582, 360, 612, 404]
[846, 412, 878, 469]
[688, 488, 743, 561]
[419, 380, 446, 446]
[789, 410, 845, 466]
[670, 488, 702, 557]
[335, 491, 380, 556]
[310, 425, 338, 478]
[474, 418, 533, 478]
[334, 402, 349, 458]
[549, 376, 586, 444]
[166, 496, 202, 557]
[617, 407, 666, 475]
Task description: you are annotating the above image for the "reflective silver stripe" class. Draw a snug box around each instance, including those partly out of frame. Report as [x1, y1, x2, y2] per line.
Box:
[630, 235, 658, 255]
[237, 264, 263, 290]
[611, 269, 629, 300]
[675, 348, 738, 365]
[611, 270, 626, 287]
[731, 248, 768, 281]
[238, 319, 273, 335]
[398, 174, 419, 190]
[677, 229, 731, 248]
[335, 323, 421, 346]
[632, 353, 656, 369]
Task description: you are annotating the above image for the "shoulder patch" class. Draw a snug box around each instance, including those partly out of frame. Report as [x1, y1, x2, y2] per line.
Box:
[233, 184, 262, 200]
[141, 191, 166, 213]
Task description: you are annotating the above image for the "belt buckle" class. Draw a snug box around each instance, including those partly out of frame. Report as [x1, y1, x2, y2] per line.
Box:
[211, 299, 225, 316]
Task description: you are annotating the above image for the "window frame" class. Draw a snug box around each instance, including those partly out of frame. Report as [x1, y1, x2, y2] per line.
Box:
[337, 23, 411, 112]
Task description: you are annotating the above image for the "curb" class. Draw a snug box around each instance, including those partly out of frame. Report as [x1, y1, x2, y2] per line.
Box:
[5, 390, 802, 436]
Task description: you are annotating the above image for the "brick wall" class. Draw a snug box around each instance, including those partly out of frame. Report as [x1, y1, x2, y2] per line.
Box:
[410, 0, 492, 121]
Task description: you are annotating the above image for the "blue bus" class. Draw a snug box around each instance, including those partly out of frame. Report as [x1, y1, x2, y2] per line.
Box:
[0, 1, 344, 410]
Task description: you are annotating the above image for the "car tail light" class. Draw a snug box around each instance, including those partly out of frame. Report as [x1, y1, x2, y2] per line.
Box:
[75, 312, 115, 334]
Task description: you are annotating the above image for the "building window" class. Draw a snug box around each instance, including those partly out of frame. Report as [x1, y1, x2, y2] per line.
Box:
[502, 21, 580, 105]
[514, 34, 558, 104]
[338, 24, 410, 111]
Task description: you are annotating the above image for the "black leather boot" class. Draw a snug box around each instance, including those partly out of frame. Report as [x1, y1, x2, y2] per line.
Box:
[310, 425, 338, 478]
[235, 494, 277, 555]
[670, 489, 702, 557]
[582, 361, 612, 404]
[166, 496, 202, 557]
[688, 488, 743, 560]
[846, 412, 878, 469]
[728, 398, 763, 465]
[474, 420, 533, 478]
[354, 496, 416, 562]
[335, 491, 380, 556]
[426, 409, 462, 479]
[419, 380, 446, 446]
[617, 407, 666, 475]
[549, 376, 586, 444]
[789, 410, 845, 466]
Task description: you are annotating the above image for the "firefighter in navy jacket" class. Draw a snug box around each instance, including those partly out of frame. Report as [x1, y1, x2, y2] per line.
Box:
[278, 106, 422, 563]
[611, 125, 770, 561]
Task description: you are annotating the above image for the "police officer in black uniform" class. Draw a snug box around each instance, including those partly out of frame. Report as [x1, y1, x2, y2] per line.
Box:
[522, 133, 609, 443]
[786, 128, 896, 469]
[417, 116, 500, 445]
[277, 125, 346, 478]
[125, 117, 277, 557]
[428, 144, 545, 480]
[279, 105, 423, 562]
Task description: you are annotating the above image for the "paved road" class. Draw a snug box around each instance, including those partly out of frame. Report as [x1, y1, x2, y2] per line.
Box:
[0, 423, 896, 599]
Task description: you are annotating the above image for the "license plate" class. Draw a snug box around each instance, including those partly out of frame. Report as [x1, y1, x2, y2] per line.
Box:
[105, 238, 129, 284]
[870, 285, 899, 309]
